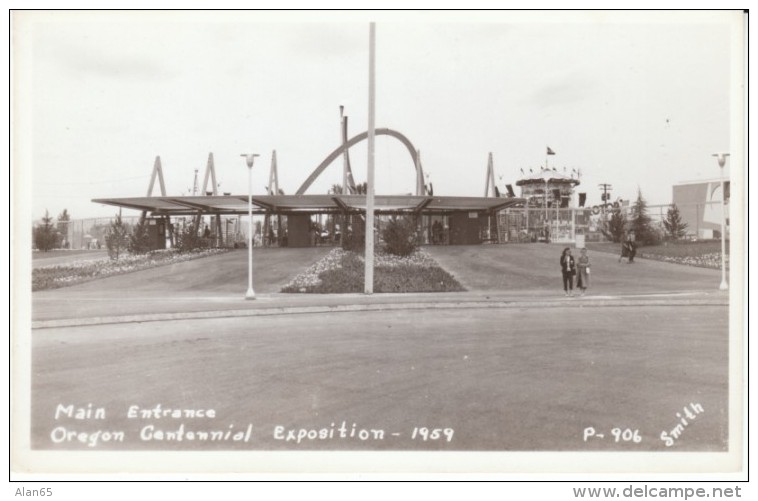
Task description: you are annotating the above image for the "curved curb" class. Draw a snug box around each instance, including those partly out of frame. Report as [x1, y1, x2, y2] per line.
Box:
[31, 296, 728, 330]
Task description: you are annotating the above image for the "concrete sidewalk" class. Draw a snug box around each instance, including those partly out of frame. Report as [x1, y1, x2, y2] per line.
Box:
[32, 288, 728, 329]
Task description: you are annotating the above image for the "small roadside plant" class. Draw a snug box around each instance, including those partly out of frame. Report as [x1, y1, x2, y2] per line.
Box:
[341, 216, 365, 253]
[382, 215, 419, 256]
[105, 213, 129, 260]
[630, 188, 657, 245]
[33, 210, 57, 252]
[605, 210, 627, 243]
[128, 220, 152, 254]
[176, 223, 204, 252]
[663, 204, 689, 240]
[56, 209, 71, 248]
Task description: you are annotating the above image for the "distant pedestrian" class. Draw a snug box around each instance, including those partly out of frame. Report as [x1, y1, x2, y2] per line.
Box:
[560, 247, 576, 296]
[432, 220, 442, 244]
[619, 235, 637, 263]
[576, 247, 590, 295]
[626, 237, 637, 263]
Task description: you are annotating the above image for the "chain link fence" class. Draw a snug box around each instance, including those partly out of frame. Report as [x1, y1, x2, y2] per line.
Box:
[46, 215, 238, 250]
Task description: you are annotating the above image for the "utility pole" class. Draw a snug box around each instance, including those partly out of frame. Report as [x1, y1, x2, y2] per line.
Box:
[598, 183, 613, 230]
[598, 183, 613, 203]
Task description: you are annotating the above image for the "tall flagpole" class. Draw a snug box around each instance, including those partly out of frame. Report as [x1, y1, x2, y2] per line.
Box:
[365, 22, 376, 294]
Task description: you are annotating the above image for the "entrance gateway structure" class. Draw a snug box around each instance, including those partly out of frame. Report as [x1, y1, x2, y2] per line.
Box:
[92, 157, 618, 249]
[93, 126, 534, 249]
[92, 192, 524, 248]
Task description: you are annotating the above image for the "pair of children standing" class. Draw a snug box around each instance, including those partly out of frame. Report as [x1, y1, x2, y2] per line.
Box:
[560, 247, 590, 296]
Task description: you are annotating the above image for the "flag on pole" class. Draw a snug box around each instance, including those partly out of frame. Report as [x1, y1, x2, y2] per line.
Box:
[547, 147, 556, 155]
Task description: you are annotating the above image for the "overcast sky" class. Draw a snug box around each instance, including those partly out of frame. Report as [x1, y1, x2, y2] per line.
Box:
[16, 10, 743, 220]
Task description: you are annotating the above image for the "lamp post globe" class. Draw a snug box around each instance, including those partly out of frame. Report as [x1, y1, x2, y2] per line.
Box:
[241, 153, 260, 299]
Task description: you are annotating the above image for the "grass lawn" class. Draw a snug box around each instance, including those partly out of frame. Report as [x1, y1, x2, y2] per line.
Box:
[32, 249, 105, 260]
[586, 239, 728, 269]
[32, 248, 229, 291]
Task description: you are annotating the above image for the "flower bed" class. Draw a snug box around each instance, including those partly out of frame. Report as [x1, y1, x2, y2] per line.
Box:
[281, 248, 465, 294]
[32, 248, 229, 291]
[639, 250, 729, 270]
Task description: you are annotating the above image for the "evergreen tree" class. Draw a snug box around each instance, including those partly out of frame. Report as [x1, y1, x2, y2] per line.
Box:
[33, 210, 57, 252]
[342, 216, 365, 252]
[607, 210, 627, 243]
[127, 220, 152, 254]
[630, 188, 654, 245]
[382, 215, 419, 256]
[176, 220, 203, 252]
[56, 209, 71, 248]
[663, 204, 689, 240]
[105, 213, 129, 260]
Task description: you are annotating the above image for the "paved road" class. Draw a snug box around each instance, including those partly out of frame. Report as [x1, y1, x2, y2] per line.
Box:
[25, 243, 735, 460]
[31, 305, 728, 452]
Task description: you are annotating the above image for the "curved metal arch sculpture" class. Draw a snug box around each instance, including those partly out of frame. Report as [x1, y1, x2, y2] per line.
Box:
[296, 128, 421, 195]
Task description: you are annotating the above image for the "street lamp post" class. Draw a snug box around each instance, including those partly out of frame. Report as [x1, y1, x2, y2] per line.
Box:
[712, 153, 729, 291]
[241, 153, 260, 299]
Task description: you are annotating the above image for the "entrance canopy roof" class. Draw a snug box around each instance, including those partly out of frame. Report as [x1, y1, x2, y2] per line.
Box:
[92, 194, 525, 216]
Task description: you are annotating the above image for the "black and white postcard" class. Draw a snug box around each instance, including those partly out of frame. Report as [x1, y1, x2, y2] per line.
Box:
[11, 9, 748, 484]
